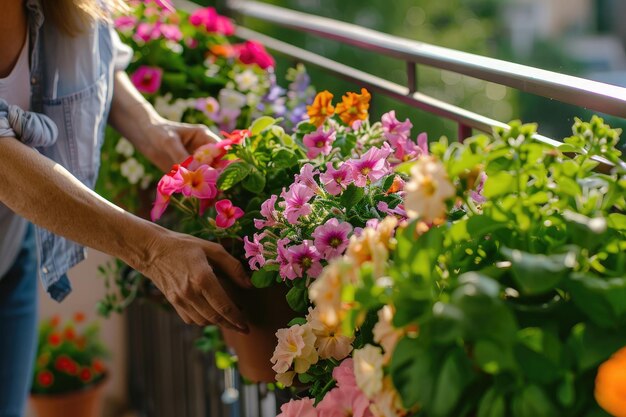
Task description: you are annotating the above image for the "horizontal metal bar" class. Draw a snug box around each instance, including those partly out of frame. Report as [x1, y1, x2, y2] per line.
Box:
[226, 0, 626, 120]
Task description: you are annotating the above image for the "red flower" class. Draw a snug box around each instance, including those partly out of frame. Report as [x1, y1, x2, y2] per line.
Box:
[48, 333, 62, 347]
[233, 41, 275, 69]
[55, 355, 78, 375]
[220, 129, 250, 146]
[73, 312, 85, 323]
[50, 315, 60, 328]
[79, 367, 93, 383]
[215, 199, 244, 229]
[37, 370, 54, 388]
[92, 359, 106, 374]
[64, 326, 76, 341]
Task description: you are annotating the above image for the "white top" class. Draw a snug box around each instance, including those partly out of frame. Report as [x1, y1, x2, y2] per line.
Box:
[0, 31, 31, 278]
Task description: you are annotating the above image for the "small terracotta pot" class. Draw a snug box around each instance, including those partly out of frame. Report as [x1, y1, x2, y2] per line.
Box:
[219, 282, 296, 383]
[30, 378, 106, 417]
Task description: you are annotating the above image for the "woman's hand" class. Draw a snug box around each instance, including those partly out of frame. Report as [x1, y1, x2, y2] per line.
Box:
[134, 228, 252, 332]
[139, 118, 221, 171]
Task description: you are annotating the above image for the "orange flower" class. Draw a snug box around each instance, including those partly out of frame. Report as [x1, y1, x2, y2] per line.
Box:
[64, 326, 76, 341]
[210, 44, 235, 58]
[307, 91, 334, 127]
[335, 88, 371, 126]
[73, 312, 86, 323]
[50, 315, 60, 328]
[595, 346, 626, 417]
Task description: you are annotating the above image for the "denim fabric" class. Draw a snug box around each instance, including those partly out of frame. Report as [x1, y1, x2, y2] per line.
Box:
[22, 0, 131, 301]
[0, 225, 38, 417]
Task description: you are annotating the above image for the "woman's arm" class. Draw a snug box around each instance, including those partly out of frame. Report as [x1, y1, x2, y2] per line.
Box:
[108, 71, 220, 171]
[0, 138, 249, 332]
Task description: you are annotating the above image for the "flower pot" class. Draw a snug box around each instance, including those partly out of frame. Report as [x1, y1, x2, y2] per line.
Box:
[30, 378, 106, 417]
[219, 281, 296, 383]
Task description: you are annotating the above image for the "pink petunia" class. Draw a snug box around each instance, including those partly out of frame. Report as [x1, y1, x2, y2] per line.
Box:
[333, 358, 357, 389]
[316, 385, 373, 417]
[172, 165, 218, 199]
[134, 22, 159, 42]
[216, 108, 241, 132]
[303, 126, 336, 159]
[295, 164, 320, 191]
[287, 240, 323, 279]
[114, 15, 137, 32]
[234, 41, 275, 69]
[254, 195, 279, 229]
[244, 233, 266, 270]
[277, 397, 317, 417]
[320, 162, 353, 196]
[196, 97, 220, 120]
[130, 66, 163, 94]
[281, 183, 315, 224]
[190, 142, 228, 170]
[377, 201, 407, 219]
[189, 7, 235, 35]
[276, 238, 297, 280]
[215, 199, 244, 228]
[157, 23, 183, 42]
[346, 145, 392, 187]
[381, 111, 412, 146]
[150, 160, 191, 221]
[471, 172, 487, 204]
[311, 218, 353, 259]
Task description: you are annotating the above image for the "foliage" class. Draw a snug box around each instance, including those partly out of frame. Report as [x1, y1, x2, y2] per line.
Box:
[31, 314, 108, 395]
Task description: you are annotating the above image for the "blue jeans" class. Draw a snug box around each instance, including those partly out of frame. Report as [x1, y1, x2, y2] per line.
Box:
[0, 225, 38, 417]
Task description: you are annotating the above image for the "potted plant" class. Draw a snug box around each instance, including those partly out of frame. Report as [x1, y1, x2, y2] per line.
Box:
[30, 313, 109, 417]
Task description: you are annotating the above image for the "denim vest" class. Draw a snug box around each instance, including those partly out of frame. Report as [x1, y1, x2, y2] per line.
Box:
[26, 0, 131, 301]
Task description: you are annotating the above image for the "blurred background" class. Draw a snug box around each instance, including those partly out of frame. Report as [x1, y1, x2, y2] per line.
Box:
[31, 0, 625, 416]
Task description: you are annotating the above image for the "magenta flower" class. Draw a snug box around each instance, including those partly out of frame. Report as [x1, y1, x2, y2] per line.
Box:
[130, 66, 163, 94]
[381, 110, 412, 146]
[393, 132, 429, 163]
[189, 7, 235, 35]
[347, 145, 392, 187]
[157, 23, 183, 42]
[114, 16, 137, 32]
[215, 199, 244, 228]
[134, 22, 158, 42]
[320, 162, 353, 196]
[244, 233, 266, 270]
[234, 41, 275, 69]
[281, 183, 315, 224]
[287, 240, 323, 279]
[311, 219, 353, 259]
[277, 238, 298, 280]
[172, 165, 218, 199]
[303, 127, 336, 159]
[377, 201, 407, 219]
[295, 164, 320, 191]
[254, 195, 279, 229]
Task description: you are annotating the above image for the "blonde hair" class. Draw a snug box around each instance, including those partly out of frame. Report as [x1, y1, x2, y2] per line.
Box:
[43, 0, 128, 36]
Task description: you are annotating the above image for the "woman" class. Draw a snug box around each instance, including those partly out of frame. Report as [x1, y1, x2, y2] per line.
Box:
[0, 0, 250, 415]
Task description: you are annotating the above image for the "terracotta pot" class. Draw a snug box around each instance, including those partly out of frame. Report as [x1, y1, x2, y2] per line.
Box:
[219, 282, 296, 383]
[30, 378, 106, 417]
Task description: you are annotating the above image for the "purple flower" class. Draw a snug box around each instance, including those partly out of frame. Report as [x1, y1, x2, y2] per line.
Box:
[254, 195, 278, 229]
[281, 183, 315, 224]
[294, 164, 320, 190]
[347, 145, 392, 187]
[311, 219, 353, 259]
[287, 240, 323, 279]
[216, 108, 241, 132]
[277, 238, 297, 280]
[303, 126, 336, 159]
[320, 162, 353, 196]
[471, 172, 487, 204]
[244, 233, 266, 270]
[382, 110, 412, 145]
[377, 201, 408, 219]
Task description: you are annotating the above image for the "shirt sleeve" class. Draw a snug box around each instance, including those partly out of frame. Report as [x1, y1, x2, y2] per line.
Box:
[110, 27, 133, 72]
[0, 99, 58, 147]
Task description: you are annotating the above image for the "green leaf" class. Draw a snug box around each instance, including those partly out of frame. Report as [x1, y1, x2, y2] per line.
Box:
[566, 273, 626, 327]
[474, 340, 517, 374]
[217, 162, 251, 190]
[501, 248, 574, 295]
[340, 184, 365, 209]
[287, 317, 307, 326]
[286, 287, 308, 312]
[390, 338, 439, 410]
[483, 171, 515, 199]
[477, 387, 506, 417]
[242, 168, 266, 193]
[249, 116, 277, 136]
[568, 322, 626, 372]
[215, 351, 237, 369]
[251, 269, 276, 288]
[511, 385, 557, 417]
[430, 348, 474, 417]
[557, 372, 575, 407]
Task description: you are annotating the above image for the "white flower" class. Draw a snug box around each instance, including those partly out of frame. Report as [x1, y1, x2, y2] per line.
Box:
[140, 174, 154, 190]
[404, 156, 455, 223]
[165, 41, 183, 54]
[120, 158, 145, 185]
[372, 305, 403, 363]
[154, 95, 188, 122]
[234, 69, 259, 92]
[354, 344, 384, 399]
[218, 89, 247, 110]
[115, 137, 134, 158]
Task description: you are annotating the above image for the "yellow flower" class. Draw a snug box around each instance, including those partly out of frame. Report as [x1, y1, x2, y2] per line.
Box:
[335, 88, 371, 126]
[345, 217, 397, 277]
[307, 306, 354, 361]
[293, 324, 319, 374]
[595, 346, 626, 417]
[404, 156, 455, 223]
[307, 90, 335, 127]
[354, 344, 385, 398]
[369, 377, 409, 417]
[275, 370, 296, 387]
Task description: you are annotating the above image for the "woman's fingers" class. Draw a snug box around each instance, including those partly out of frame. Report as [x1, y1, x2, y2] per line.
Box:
[202, 241, 253, 289]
